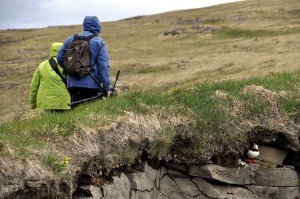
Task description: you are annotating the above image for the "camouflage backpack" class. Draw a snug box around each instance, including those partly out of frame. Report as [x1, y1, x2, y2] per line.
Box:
[63, 34, 95, 77]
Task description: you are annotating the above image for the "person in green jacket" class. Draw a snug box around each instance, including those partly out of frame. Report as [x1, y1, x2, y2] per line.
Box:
[30, 42, 71, 110]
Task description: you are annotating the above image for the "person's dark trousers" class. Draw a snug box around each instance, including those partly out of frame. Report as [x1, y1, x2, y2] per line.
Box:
[68, 87, 100, 103]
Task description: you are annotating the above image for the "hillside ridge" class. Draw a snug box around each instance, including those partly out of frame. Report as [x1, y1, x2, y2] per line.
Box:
[0, 0, 299, 121]
[0, 0, 299, 197]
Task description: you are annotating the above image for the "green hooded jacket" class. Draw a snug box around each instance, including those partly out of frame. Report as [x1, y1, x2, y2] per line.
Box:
[30, 42, 71, 110]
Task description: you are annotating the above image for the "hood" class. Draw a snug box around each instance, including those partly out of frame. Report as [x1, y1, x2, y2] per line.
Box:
[50, 42, 63, 57]
[83, 16, 102, 35]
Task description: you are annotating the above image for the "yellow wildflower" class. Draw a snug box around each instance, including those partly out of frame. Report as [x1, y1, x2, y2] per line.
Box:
[64, 157, 71, 164]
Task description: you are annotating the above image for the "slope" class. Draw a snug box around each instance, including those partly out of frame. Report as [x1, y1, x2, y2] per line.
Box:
[0, 0, 299, 122]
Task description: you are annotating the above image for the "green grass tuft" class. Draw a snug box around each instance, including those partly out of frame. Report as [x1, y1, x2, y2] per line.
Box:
[0, 71, 299, 166]
[135, 66, 170, 74]
[217, 27, 299, 39]
[44, 154, 67, 173]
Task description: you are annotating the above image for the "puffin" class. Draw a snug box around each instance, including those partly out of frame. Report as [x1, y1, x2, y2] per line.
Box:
[245, 142, 259, 163]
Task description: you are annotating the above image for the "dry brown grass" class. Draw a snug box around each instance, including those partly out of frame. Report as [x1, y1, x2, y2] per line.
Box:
[0, 0, 299, 122]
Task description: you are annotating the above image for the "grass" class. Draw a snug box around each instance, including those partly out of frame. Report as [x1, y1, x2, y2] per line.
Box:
[218, 28, 279, 38]
[0, 71, 299, 168]
[203, 18, 225, 25]
[1, 0, 300, 122]
[217, 27, 300, 39]
[0, 4, 299, 199]
[287, 9, 300, 18]
[44, 154, 67, 173]
[135, 66, 170, 74]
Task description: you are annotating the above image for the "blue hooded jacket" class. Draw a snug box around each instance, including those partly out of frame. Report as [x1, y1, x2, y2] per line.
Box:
[57, 16, 110, 92]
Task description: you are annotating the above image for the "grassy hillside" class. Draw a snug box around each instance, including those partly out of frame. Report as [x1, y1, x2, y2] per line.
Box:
[0, 71, 299, 198]
[0, 1, 299, 196]
[0, 0, 299, 122]
[0, 71, 299, 170]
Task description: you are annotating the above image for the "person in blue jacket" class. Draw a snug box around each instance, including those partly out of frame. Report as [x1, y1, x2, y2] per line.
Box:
[57, 16, 110, 102]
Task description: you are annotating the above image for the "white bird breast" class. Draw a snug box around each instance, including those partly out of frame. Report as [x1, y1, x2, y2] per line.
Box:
[247, 150, 259, 158]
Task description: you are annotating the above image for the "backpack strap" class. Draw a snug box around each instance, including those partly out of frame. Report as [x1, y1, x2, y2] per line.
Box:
[85, 34, 96, 43]
[49, 57, 67, 86]
[73, 34, 79, 41]
[73, 34, 96, 42]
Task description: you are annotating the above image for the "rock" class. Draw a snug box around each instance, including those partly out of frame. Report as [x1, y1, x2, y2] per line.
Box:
[157, 192, 169, 199]
[77, 163, 299, 199]
[282, 165, 295, 169]
[246, 185, 300, 199]
[164, 28, 185, 36]
[193, 193, 211, 199]
[155, 166, 168, 189]
[276, 187, 300, 199]
[155, 168, 161, 189]
[160, 167, 167, 180]
[130, 190, 152, 199]
[247, 125, 299, 152]
[165, 163, 188, 173]
[189, 164, 298, 186]
[193, 177, 254, 199]
[127, 172, 154, 191]
[145, 162, 158, 182]
[101, 173, 131, 199]
[169, 192, 185, 199]
[167, 169, 189, 178]
[101, 184, 114, 199]
[254, 166, 298, 186]
[173, 178, 200, 197]
[244, 185, 278, 199]
[159, 175, 180, 196]
[257, 145, 287, 165]
[76, 185, 102, 198]
[189, 164, 256, 185]
[131, 162, 160, 190]
[169, 192, 193, 199]
[131, 187, 159, 199]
